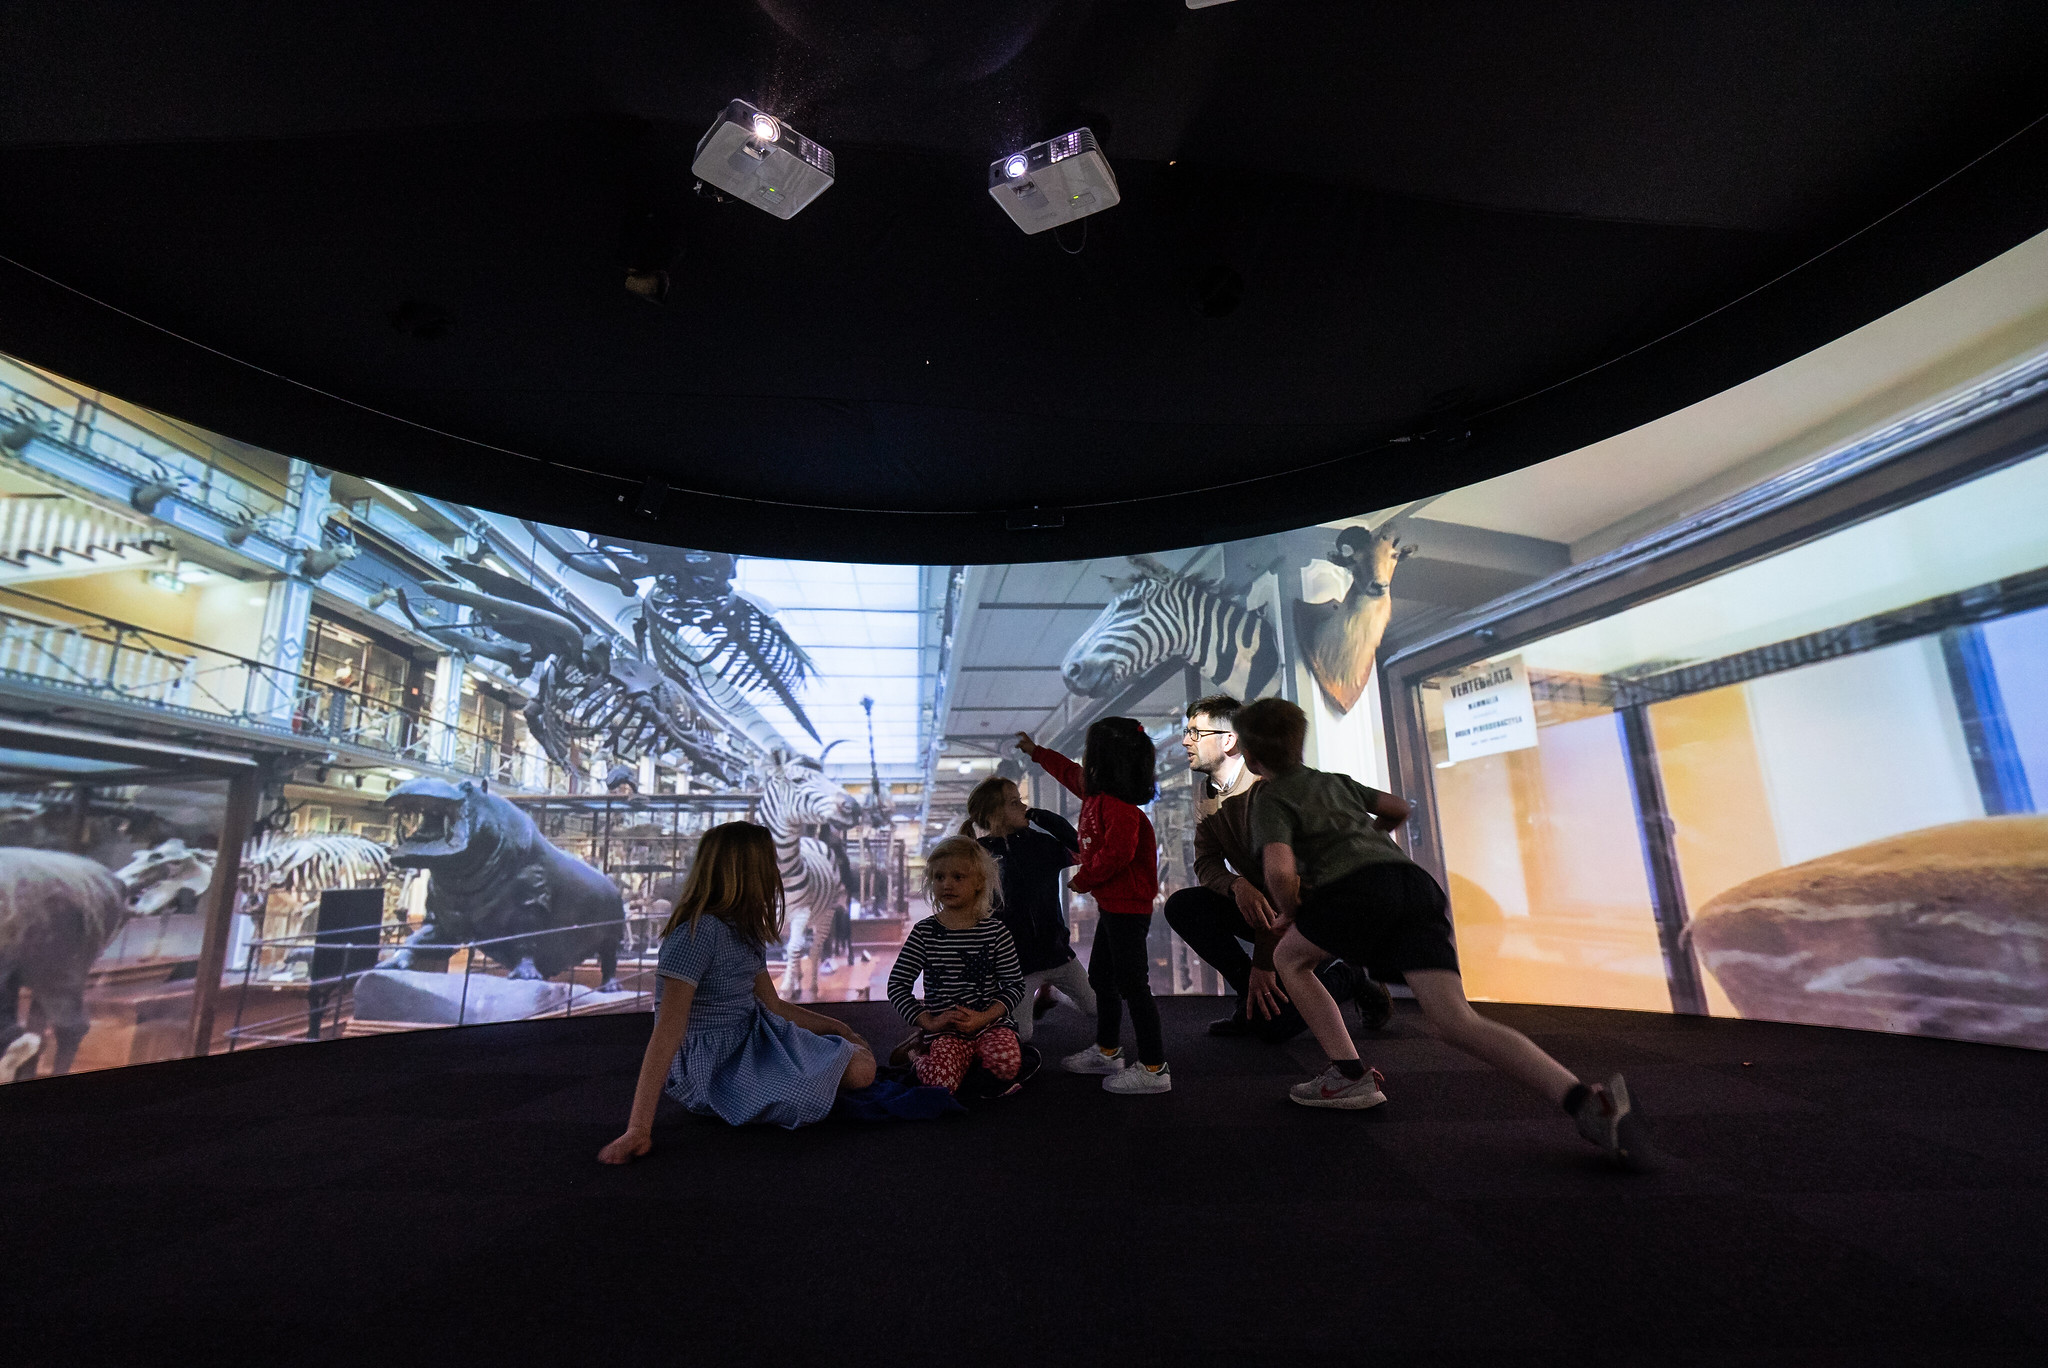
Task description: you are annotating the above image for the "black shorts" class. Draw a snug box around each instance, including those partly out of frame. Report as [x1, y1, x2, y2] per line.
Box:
[1292, 861, 1459, 985]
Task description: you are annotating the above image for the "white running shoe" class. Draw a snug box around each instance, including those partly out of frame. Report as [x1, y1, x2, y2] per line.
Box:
[1104, 1062, 1172, 1094]
[1289, 1065, 1388, 1110]
[0, 1031, 41, 1083]
[1061, 1045, 1126, 1075]
[1571, 1073, 1657, 1171]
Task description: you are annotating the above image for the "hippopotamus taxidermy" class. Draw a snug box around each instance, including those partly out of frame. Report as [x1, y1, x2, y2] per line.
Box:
[0, 848, 130, 1079]
[382, 779, 624, 988]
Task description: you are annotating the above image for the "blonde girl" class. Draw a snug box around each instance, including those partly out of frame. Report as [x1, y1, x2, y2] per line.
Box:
[598, 822, 875, 1161]
[885, 836, 1027, 1093]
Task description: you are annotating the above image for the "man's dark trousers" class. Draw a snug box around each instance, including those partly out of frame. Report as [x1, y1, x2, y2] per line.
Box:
[1164, 885, 1359, 1041]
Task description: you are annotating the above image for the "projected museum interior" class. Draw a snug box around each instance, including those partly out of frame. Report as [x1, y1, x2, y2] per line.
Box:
[0, 334, 2043, 1087]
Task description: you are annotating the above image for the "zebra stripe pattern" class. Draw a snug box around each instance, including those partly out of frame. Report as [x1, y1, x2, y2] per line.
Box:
[1062, 568, 1281, 701]
[757, 757, 856, 924]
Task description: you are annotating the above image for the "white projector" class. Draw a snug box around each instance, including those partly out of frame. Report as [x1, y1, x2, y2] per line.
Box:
[987, 128, 1120, 235]
[692, 99, 836, 220]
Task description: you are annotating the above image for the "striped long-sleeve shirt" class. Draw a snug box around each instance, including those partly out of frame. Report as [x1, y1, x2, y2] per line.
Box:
[887, 915, 1027, 1030]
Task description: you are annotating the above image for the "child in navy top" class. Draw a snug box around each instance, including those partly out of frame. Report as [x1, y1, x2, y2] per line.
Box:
[1018, 718, 1170, 1094]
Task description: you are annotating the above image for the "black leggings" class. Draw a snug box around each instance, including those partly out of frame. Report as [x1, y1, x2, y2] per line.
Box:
[1090, 912, 1164, 1066]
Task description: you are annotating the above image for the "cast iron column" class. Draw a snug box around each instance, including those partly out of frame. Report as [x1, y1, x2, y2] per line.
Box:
[1614, 703, 1708, 1015]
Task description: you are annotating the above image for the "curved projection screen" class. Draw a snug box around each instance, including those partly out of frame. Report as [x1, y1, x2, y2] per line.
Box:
[0, 345, 2043, 1085]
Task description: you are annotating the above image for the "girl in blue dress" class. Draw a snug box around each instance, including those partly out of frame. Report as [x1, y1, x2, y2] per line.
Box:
[599, 822, 877, 1161]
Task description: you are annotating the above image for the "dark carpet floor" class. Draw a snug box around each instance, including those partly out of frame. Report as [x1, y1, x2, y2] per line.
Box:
[8, 996, 2047, 1367]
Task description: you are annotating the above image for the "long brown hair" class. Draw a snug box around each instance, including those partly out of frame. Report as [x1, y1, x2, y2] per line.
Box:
[662, 821, 784, 948]
[958, 776, 1015, 836]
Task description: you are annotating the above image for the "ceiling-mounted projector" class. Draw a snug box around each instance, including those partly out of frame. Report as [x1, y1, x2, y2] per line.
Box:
[987, 128, 1120, 235]
[692, 99, 835, 220]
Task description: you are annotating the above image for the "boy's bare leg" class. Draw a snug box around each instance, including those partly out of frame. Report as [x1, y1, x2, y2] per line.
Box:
[1274, 928, 1358, 1061]
[1404, 969, 1578, 1104]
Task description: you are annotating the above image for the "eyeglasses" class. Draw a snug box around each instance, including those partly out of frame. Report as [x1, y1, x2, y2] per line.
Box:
[1182, 727, 1231, 740]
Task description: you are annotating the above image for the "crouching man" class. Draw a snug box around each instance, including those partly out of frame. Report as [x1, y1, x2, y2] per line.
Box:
[1163, 694, 1390, 1041]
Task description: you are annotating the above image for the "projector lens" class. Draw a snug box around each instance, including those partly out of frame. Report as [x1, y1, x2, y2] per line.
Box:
[752, 114, 780, 142]
[1005, 154, 1028, 179]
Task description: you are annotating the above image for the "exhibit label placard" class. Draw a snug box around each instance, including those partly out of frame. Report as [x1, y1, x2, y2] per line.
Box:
[1442, 655, 1538, 763]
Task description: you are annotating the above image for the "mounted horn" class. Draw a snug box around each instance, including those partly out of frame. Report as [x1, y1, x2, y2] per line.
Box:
[1125, 553, 1177, 578]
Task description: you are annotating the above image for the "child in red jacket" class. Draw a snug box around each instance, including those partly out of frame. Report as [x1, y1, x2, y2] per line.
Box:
[1017, 718, 1169, 1094]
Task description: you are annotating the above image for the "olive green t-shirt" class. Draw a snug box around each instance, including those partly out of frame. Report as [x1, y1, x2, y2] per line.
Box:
[1247, 764, 1412, 892]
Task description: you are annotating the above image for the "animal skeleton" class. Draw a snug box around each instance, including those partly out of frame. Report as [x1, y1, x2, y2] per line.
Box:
[395, 559, 752, 783]
[113, 833, 393, 915]
[522, 526, 820, 742]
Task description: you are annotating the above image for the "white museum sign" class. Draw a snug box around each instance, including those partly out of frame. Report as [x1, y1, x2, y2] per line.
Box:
[1442, 655, 1539, 763]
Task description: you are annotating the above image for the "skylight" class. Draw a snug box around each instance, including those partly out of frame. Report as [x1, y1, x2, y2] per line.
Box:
[734, 559, 927, 772]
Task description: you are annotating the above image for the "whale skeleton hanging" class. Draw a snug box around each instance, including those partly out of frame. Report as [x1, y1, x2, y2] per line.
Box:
[521, 524, 822, 743]
[393, 556, 753, 783]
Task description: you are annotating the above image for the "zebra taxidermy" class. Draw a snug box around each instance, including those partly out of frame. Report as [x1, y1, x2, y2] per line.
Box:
[1061, 555, 1282, 701]
[756, 751, 860, 997]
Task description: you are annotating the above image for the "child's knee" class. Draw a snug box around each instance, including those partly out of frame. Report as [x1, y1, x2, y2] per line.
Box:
[1417, 993, 1481, 1041]
[1275, 935, 1319, 975]
[981, 1039, 1020, 1080]
[843, 1048, 877, 1090]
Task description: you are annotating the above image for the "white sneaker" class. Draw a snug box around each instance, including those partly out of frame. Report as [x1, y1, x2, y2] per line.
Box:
[1104, 1061, 1172, 1094]
[1289, 1064, 1388, 1110]
[1571, 1073, 1658, 1171]
[1061, 1045, 1125, 1075]
[0, 1032, 41, 1083]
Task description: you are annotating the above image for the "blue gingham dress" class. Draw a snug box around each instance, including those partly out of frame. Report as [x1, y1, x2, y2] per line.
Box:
[657, 914, 854, 1129]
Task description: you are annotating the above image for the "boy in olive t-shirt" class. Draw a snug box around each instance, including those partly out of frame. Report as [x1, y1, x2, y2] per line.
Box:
[1231, 697, 1655, 1170]
[1247, 764, 1413, 896]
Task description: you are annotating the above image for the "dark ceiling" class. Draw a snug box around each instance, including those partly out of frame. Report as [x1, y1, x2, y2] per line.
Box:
[3, 1, 2046, 562]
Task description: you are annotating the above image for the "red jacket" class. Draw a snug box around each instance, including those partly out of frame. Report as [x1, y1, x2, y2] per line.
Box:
[1027, 744, 1159, 915]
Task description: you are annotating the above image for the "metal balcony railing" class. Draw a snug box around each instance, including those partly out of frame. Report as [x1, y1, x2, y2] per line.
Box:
[1, 360, 289, 528]
[224, 918, 654, 1049]
[0, 586, 566, 790]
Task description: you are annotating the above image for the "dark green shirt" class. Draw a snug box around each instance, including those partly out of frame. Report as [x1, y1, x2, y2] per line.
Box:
[1248, 765, 1412, 892]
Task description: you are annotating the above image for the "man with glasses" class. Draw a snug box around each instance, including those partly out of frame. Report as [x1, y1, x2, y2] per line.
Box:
[1166, 694, 1391, 1040]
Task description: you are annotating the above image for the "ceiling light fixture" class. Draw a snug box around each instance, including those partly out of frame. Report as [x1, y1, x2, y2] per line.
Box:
[987, 128, 1119, 235]
[693, 99, 835, 220]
